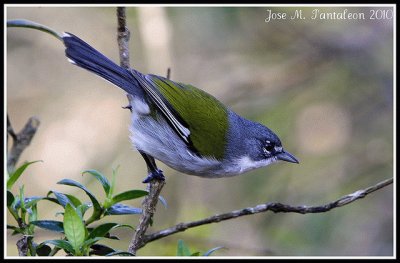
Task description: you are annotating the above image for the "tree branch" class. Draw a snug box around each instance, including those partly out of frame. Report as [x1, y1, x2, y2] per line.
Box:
[16, 236, 29, 256]
[141, 177, 393, 247]
[128, 180, 166, 254]
[7, 115, 40, 174]
[117, 7, 130, 69]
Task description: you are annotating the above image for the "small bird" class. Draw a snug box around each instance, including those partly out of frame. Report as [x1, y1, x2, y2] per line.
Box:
[63, 32, 299, 183]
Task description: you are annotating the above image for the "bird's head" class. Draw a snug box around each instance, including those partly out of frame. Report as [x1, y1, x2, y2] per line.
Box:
[232, 121, 299, 173]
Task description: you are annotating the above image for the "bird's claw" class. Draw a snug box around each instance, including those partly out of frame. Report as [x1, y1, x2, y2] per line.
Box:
[142, 169, 165, 184]
[122, 104, 132, 112]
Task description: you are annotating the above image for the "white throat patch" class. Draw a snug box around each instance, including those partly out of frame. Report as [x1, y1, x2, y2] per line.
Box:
[233, 155, 278, 174]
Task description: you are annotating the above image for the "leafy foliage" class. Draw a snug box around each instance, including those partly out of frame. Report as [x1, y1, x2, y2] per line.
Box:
[6, 163, 149, 256]
[7, 160, 42, 190]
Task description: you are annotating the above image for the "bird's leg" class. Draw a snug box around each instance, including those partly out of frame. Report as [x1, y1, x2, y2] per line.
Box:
[122, 93, 134, 112]
[123, 94, 164, 183]
[139, 150, 165, 183]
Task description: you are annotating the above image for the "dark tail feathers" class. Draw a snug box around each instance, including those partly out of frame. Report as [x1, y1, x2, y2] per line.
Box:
[63, 32, 140, 95]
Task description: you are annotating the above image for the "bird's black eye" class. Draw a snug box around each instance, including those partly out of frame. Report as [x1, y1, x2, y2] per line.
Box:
[263, 141, 274, 155]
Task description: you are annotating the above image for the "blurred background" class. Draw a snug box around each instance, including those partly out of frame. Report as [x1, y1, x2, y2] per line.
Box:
[6, 6, 394, 257]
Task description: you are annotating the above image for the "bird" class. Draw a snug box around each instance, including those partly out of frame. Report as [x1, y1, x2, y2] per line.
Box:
[62, 32, 299, 183]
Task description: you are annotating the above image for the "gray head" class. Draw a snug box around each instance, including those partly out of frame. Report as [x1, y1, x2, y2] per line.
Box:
[224, 112, 298, 175]
[247, 121, 298, 164]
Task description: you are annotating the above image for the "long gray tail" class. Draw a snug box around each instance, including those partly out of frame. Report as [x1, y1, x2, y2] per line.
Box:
[63, 32, 140, 95]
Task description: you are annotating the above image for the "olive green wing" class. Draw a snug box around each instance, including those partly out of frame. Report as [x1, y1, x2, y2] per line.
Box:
[135, 73, 228, 160]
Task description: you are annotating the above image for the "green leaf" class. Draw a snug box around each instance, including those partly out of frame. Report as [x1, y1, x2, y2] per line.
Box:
[42, 240, 75, 255]
[11, 195, 20, 213]
[65, 194, 83, 208]
[7, 160, 42, 190]
[177, 239, 191, 256]
[30, 220, 64, 233]
[28, 204, 38, 233]
[13, 196, 43, 211]
[63, 204, 86, 254]
[191, 251, 201, 256]
[19, 185, 26, 210]
[76, 203, 92, 218]
[82, 170, 110, 195]
[109, 166, 120, 198]
[24, 196, 45, 208]
[44, 194, 79, 211]
[57, 179, 102, 225]
[49, 190, 73, 208]
[88, 223, 117, 239]
[88, 223, 132, 240]
[8, 226, 24, 235]
[7, 191, 14, 207]
[7, 225, 20, 232]
[81, 237, 102, 249]
[111, 190, 148, 205]
[11, 229, 24, 235]
[57, 179, 101, 215]
[8, 196, 20, 221]
[203, 246, 226, 256]
[105, 204, 142, 215]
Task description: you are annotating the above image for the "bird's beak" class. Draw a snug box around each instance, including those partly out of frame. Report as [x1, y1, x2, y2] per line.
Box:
[276, 150, 299, 164]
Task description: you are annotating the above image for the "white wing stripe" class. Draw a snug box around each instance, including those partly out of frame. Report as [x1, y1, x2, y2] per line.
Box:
[135, 77, 190, 143]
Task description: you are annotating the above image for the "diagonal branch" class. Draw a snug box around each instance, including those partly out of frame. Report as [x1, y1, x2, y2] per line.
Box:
[140, 177, 393, 248]
[7, 115, 40, 174]
[128, 180, 165, 254]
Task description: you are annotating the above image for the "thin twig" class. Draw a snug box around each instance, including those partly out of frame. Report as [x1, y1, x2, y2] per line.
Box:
[117, 7, 130, 69]
[166, 67, 171, 80]
[140, 178, 393, 248]
[7, 115, 40, 174]
[7, 115, 17, 140]
[16, 236, 29, 256]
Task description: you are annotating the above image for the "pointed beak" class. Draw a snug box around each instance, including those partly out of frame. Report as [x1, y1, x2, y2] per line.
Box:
[276, 150, 299, 164]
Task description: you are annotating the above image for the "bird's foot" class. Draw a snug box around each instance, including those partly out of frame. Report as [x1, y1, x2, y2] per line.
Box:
[142, 169, 165, 184]
[122, 104, 132, 112]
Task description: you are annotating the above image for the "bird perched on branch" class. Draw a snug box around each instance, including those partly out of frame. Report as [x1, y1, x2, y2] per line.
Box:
[63, 32, 299, 183]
